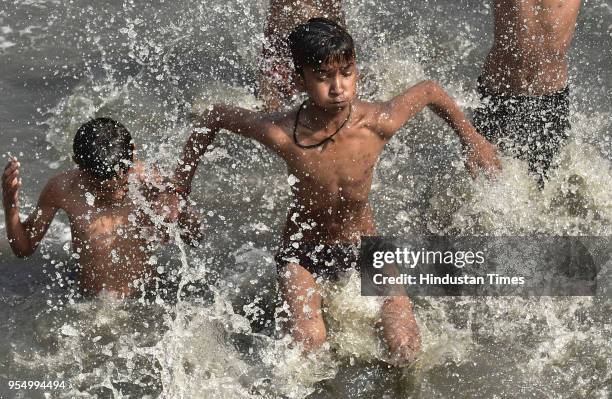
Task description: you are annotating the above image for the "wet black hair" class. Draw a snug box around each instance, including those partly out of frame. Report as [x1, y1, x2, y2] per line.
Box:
[73, 117, 133, 180]
[288, 17, 355, 76]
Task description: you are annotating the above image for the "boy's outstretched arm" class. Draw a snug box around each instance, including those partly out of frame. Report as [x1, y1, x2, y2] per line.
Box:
[2, 157, 59, 257]
[177, 205, 203, 244]
[175, 104, 290, 192]
[145, 190, 204, 247]
[175, 121, 218, 195]
[374, 80, 501, 177]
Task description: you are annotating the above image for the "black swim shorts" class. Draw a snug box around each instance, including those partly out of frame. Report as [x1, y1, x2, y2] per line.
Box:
[275, 242, 360, 280]
[473, 78, 571, 187]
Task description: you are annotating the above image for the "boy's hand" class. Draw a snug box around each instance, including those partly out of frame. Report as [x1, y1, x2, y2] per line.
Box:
[156, 189, 182, 224]
[462, 135, 501, 179]
[154, 188, 203, 244]
[2, 157, 21, 211]
[178, 205, 204, 244]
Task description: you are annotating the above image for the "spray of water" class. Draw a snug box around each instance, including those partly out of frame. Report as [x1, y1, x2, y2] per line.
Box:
[1, 0, 610, 398]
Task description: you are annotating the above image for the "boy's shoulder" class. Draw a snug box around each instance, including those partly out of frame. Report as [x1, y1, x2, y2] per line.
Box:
[128, 161, 165, 193]
[352, 99, 387, 128]
[260, 108, 296, 130]
[355, 99, 384, 114]
[47, 169, 81, 190]
[255, 108, 297, 145]
[38, 169, 83, 206]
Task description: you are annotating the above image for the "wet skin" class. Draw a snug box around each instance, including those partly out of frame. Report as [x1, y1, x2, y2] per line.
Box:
[481, 0, 581, 95]
[178, 60, 500, 364]
[2, 158, 194, 298]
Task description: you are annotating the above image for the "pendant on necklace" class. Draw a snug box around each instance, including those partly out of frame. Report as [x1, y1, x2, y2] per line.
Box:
[319, 138, 333, 152]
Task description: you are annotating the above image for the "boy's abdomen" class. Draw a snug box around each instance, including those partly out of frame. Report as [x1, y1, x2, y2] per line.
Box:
[282, 199, 376, 245]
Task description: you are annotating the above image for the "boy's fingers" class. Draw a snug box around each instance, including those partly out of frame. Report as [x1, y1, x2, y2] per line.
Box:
[488, 155, 501, 172]
[1, 174, 10, 189]
[2, 169, 19, 181]
[6, 170, 19, 184]
[4, 162, 17, 175]
[9, 184, 19, 198]
[494, 156, 502, 170]
[5, 177, 19, 191]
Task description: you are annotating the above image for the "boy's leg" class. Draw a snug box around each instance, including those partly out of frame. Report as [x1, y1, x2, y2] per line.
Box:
[380, 296, 421, 366]
[278, 262, 327, 352]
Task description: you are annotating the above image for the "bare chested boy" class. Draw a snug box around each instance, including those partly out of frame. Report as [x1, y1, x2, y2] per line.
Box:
[178, 18, 500, 364]
[259, 0, 343, 110]
[2, 118, 198, 298]
[474, 0, 581, 186]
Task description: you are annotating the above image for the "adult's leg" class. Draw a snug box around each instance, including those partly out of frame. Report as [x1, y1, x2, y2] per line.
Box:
[278, 262, 327, 352]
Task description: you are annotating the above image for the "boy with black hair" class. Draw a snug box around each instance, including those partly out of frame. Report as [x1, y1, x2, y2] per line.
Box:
[2, 118, 199, 298]
[259, 0, 344, 110]
[177, 18, 500, 364]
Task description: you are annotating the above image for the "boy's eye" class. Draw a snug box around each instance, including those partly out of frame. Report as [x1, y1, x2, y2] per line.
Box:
[342, 70, 353, 77]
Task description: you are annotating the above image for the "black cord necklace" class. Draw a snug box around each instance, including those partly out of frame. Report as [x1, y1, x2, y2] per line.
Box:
[293, 101, 352, 150]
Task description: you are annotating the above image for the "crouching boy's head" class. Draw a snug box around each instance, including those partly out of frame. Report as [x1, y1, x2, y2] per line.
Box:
[289, 18, 357, 111]
[73, 117, 134, 190]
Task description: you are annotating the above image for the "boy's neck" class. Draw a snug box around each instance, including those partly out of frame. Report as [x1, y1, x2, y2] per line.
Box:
[83, 180, 128, 205]
[302, 98, 351, 131]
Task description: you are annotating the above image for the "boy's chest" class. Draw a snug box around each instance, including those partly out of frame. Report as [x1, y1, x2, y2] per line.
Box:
[288, 131, 382, 174]
[66, 201, 145, 243]
[286, 135, 382, 196]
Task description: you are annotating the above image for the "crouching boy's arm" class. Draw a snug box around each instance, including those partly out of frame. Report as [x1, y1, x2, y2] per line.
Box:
[2, 157, 60, 257]
[375, 80, 501, 177]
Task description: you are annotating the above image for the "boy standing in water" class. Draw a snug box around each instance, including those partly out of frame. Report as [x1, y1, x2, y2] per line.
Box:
[474, 0, 581, 186]
[2, 118, 199, 298]
[177, 18, 500, 364]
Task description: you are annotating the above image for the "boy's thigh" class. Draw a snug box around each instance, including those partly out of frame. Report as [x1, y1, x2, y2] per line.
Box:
[278, 262, 324, 325]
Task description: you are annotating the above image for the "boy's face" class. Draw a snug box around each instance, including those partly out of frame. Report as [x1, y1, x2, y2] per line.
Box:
[299, 59, 358, 112]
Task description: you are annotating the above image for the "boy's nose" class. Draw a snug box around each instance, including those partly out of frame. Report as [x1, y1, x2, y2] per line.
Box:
[329, 77, 343, 96]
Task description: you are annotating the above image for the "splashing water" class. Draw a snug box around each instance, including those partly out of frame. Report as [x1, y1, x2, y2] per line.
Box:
[1, 0, 611, 398]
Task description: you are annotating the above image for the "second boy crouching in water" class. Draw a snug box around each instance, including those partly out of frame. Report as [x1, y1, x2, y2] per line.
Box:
[177, 18, 500, 365]
[2, 118, 201, 298]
